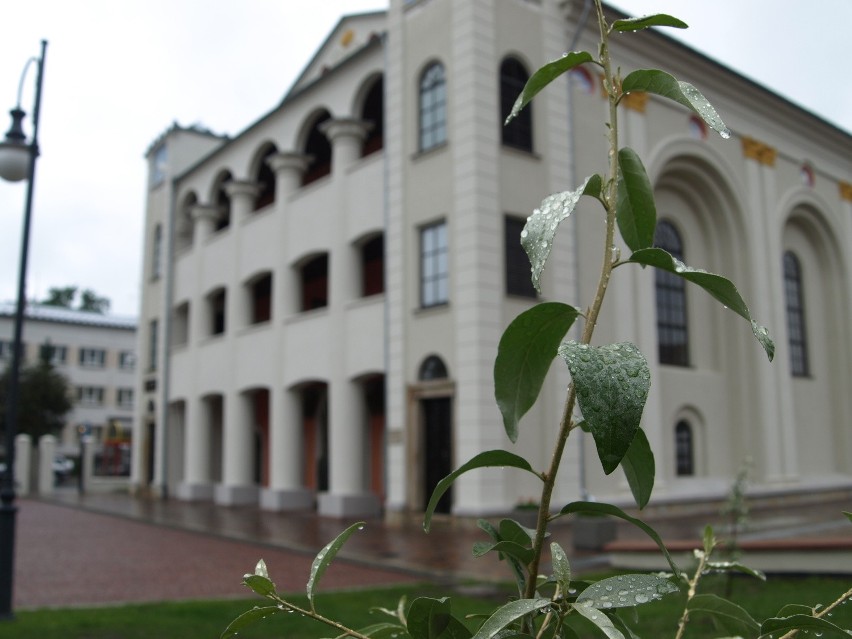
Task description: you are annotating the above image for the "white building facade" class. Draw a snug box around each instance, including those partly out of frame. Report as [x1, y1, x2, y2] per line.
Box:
[133, 0, 852, 517]
[0, 303, 137, 457]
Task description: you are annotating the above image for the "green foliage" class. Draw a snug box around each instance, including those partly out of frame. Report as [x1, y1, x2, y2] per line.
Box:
[226, 3, 848, 639]
[41, 285, 111, 314]
[0, 349, 73, 440]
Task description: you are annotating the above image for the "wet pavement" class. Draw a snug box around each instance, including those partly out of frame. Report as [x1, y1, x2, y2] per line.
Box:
[12, 486, 852, 609]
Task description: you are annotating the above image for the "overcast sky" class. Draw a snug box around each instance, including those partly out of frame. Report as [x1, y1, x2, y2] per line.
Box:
[1, 1, 849, 317]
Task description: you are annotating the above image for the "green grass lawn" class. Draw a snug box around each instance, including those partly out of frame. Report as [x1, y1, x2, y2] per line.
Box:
[1, 576, 849, 639]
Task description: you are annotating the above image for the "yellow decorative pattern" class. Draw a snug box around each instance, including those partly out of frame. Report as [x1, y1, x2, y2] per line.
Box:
[341, 29, 354, 47]
[623, 91, 648, 113]
[840, 181, 852, 202]
[741, 137, 777, 167]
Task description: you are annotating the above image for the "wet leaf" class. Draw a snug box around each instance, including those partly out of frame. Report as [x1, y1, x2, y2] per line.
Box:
[761, 614, 851, 638]
[522, 176, 602, 293]
[506, 52, 595, 124]
[243, 574, 276, 598]
[706, 560, 766, 581]
[221, 606, 280, 639]
[559, 341, 650, 474]
[254, 558, 269, 578]
[424, 451, 540, 532]
[306, 521, 365, 609]
[844, 511, 852, 523]
[688, 594, 759, 637]
[557, 501, 682, 578]
[628, 247, 775, 361]
[612, 14, 688, 31]
[495, 302, 581, 441]
[407, 597, 472, 639]
[572, 603, 625, 639]
[550, 542, 571, 595]
[471, 598, 552, 639]
[616, 148, 657, 252]
[621, 69, 730, 138]
[621, 428, 654, 509]
[473, 540, 534, 564]
[357, 622, 409, 639]
[578, 574, 678, 609]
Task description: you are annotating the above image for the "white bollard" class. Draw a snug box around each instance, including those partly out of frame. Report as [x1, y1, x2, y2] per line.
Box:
[38, 434, 57, 495]
[14, 433, 32, 496]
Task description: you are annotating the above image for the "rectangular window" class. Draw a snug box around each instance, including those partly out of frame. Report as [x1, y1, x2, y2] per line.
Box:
[78, 386, 105, 406]
[48, 344, 68, 365]
[505, 216, 536, 298]
[79, 348, 106, 368]
[420, 221, 448, 307]
[148, 320, 159, 371]
[117, 388, 134, 409]
[0, 340, 17, 360]
[119, 351, 136, 370]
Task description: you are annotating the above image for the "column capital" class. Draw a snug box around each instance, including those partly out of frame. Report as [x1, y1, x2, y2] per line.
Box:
[319, 117, 372, 143]
[268, 151, 312, 176]
[224, 179, 261, 200]
[189, 203, 222, 222]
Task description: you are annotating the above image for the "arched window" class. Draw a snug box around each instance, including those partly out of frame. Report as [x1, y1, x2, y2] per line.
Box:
[361, 77, 384, 156]
[419, 355, 448, 381]
[419, 62, 447, 152]
[253, 147, 277, 211]
[654, 221, 689, 366]
[500, 57, 532, 152]
[783, 251, 809, 376]
[213, 172, 232, 232]
[361, 235, 384, 297]
[301, 254, 329, 311]
[302, 112, 332, 186]
[675, 420, 694, 476]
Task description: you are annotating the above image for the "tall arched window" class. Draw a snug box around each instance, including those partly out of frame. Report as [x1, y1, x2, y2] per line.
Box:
[500, 57, 532, 152]
[654, 221, 689, 366]
[783, 251, 809, 376]
[675, 420, 694, 476]
[361, 77, 384, 156]
[419, 62, 446, 152]
[302, 111, 332, 186]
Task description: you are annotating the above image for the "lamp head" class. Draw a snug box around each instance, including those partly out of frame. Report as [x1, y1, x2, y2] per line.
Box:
[0, 108, 32, 182]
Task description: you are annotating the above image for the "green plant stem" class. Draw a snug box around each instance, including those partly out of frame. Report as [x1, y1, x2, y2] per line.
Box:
[270, 595, 373, 639]
[523, 0, 619, 601]
[674, 550, 709, 639]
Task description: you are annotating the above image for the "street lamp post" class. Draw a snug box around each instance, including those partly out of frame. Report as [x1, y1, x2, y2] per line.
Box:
[0, 39, 47, 620]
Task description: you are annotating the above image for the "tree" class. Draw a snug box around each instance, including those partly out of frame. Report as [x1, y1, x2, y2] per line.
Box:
[0, 342, 73, 442]
[40, 286, 111, 314]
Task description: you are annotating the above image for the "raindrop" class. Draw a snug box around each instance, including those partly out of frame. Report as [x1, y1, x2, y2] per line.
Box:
[720, 128, 731, 140]
[635, 594, 649, 604]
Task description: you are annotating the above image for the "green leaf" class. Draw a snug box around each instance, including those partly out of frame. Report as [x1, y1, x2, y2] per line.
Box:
[472, 540, 534, 565]
[522, 176, 602, 293]
[616, 148, 657, 252]
[706, 560, 766, 581]
[357, 622, 410, 639]
[505, 52, 595, 124]
[559, 341, 650, 474]
[254, 558, 269, 578]
[612, 14, 688, 31]
[557, 501, 682, 578]
[242, 574, 276, 598]
[688, 594, 759, 637]
[471, 598, 552, 639]
[577, 574, 678, 609]
[407, 597, 472, 639]
[843, 511, 852, 523]
[306, 521, 365, 610]
[703, 525, 716, 555]
[628, 247, 775, 361]
[620, 428, 654, 509]
[572, 603, 625, 639]
[495, 302, 581, 441]
[550, 542, 571, 595]
[761, 614, 851, 638]
[221, 606, 281, 639]
[621, 69, 730, 138]
[423, 451, 540, 532]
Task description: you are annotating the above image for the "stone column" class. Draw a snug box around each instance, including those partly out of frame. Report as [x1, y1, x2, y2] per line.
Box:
[177, 397, 213, 500]
[260, 387, 312, 510]
[216, 391, 257, 505]
[319, 118, 372, 174]
[14, 433, 32, 496]
[224, 179, 261, 224]
[37, 434, 56, 495]
[190, 203, 222, 243]
[268, 152, 311, 197]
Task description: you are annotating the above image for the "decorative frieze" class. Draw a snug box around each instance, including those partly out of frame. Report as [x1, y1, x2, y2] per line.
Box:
[741, 137, 777, 167]
[839, 181, 852, 202]
[623, 91, 648, 113]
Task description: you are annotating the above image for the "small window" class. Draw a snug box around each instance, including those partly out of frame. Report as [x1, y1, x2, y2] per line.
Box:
[500, 57, 533, 152]
[419, 355, 449, 381]
[209, 290, 226, 336]
[78, 386, 105, 407]
[505, 216, 536, 297]
[152, 224, 163, 279]
[0, 340, 18, 361]
[302, 112, 332, 186]
[301, 255, 329, 311]
[254, 148, 277, 211]
[214, 174, 232, 232]
[675, 420, 694, 476]
[117, 388, 135, 409]
[361, 236, 385, 297]
[654, 221, 689, 366]
[361, 77, 384, 157]
[419, 62, 447, 152]
[250, 274, 273, 324]
[783, 251, 809, 377]
[148, 320, 159, 370]
[420, 221, 448, 307]
[48, 344, 68, 366]
[79, 348, 106, 368]
[119, 351, 136, 370]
